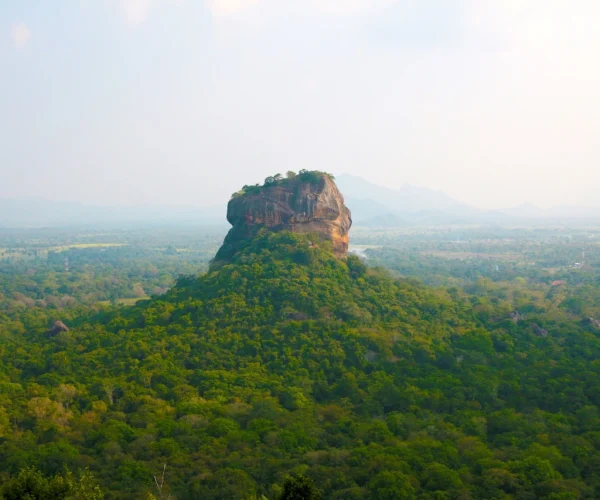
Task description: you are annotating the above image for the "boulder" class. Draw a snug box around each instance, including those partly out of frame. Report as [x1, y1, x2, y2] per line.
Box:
[588, 318, 600, 329]
[47, 320, 69, 337]
[531, 323, 548, 337]
[509, 311, 524, 324]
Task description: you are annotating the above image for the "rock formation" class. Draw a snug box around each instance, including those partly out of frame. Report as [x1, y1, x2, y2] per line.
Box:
[215, 172, 352, 262]
[531, 323, 548, 338]
[47, 320, 69, 337]
[588, 318, 600, 329]
[509, 310, 524, 324]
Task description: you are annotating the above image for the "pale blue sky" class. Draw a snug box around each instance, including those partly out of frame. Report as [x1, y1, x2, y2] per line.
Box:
[1, 1, 599, 209]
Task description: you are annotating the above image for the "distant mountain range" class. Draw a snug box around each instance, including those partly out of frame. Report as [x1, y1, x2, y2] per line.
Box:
[2, 176, 599, 228]
[0, 198, 226, 228]
[336, 174, 600, 226]
[336, 174, 462, 213]
[500, 203, 600, 219]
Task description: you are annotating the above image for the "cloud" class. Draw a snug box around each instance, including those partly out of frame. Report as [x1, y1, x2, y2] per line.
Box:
[313, 0, 398, 15]
[11, 22, 31, 48]
[468, 0, 600, 50]
[205, 0, 259, 17]
[120, 0, 151, 25]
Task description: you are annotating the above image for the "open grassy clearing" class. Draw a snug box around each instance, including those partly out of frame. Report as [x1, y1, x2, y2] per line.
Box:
[421, 250, 521, 261]
[97, 295, 150, 306]
[0, 248, 25, 259]
[47, 243, 128, 251]
[350, 244, 383, 250]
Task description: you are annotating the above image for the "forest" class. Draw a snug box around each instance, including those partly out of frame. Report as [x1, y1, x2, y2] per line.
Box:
[0, 225, 599, 498]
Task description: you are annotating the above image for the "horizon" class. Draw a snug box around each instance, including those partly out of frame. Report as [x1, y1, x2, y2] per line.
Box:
[0, 171, 597, 212]
[1, 170, 600, 213]
[2, 1, 600, 210]
[2, 4, 600, 493]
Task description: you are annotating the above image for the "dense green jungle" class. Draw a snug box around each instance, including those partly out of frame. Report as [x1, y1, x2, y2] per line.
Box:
[0, 220, 599, 499]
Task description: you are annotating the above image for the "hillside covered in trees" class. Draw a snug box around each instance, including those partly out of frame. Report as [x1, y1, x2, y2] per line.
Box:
[0, 230, 599, 498]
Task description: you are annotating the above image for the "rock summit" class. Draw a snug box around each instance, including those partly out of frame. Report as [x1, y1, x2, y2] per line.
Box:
[215, 171, 352, 261]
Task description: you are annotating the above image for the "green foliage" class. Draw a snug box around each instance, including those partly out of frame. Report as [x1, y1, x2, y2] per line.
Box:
[0, 228, 599, 498]
[0, 227, 220, 313]
[187, 468, 257, 500]
[367, 471, 415, 500]
[232, 171, 335, 198]
[279, 475, 322, 500]
[0, 467, 103, 500]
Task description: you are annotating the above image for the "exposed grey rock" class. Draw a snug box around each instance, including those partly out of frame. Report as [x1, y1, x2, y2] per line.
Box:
[364, 350, 378, 363]
[588, 318, 600, 329]
[531, 323, 548, 337]
[509, 311, 524, 324]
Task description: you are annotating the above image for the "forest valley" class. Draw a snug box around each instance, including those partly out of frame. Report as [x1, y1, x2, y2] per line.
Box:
[0, 223, 599, 499]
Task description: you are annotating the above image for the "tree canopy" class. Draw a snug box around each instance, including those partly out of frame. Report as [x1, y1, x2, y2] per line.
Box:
[0, 231, 599, 498]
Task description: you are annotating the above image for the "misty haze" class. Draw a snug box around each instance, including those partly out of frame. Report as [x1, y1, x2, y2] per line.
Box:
[1, 2, 600, 499]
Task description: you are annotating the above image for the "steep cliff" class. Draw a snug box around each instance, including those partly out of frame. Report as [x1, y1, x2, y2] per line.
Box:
[214, 172, 352, 262]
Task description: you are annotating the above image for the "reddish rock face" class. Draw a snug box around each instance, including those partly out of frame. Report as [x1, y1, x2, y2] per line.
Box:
[215, 174, 352, 261]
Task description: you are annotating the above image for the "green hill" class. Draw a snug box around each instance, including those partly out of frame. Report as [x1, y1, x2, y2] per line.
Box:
[0, 232, 599, 498]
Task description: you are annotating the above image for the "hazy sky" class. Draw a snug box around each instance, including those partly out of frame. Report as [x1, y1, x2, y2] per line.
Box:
[1, 0, 599, 209]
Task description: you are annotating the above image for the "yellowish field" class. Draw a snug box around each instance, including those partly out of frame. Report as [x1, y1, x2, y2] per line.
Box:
[421, 250, 520, 261]
[0, 243, 129, 260]
[349, 245, 382, 250]
[47, 243, 128, 252]
[98, 296, 150, 306]
[0, 249, 23, 259]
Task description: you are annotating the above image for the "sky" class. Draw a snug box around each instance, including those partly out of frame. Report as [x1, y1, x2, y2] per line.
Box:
[1, 0, 599, 210]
